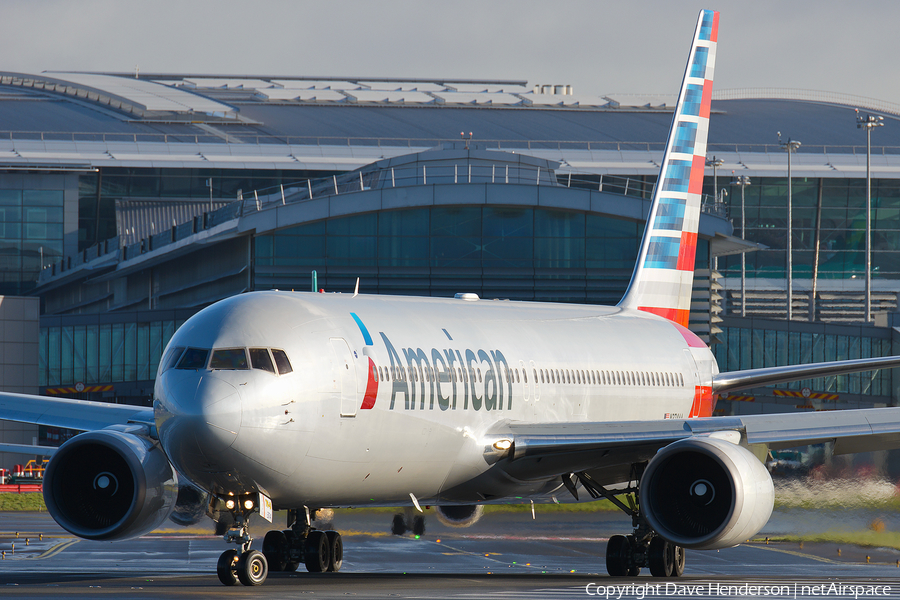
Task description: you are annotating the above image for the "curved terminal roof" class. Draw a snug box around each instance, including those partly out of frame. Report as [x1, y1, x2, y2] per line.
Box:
[0, 72, 899, 177]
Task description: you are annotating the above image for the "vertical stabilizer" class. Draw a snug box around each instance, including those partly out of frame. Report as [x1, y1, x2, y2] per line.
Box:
[617, 10, 718, 328]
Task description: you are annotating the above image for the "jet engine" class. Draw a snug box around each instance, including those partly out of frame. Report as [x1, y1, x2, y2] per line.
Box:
[169, 483, 212, 527]
[434, 504, 485, 528]
[43, 428, 179, 541]
[639, 436, 774, 550]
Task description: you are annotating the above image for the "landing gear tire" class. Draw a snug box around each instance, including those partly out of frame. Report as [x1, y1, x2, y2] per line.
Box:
[672, 544, 686, 577]
[217, 549, 239, 586]
[263, 530, 289, 572]
[237, 549, 268, 586]
[326, 530, 343, 572]
[282, 530, 301, 572]
[391, 513, 406, 535]
[625, 535, 640, 576]
[648, 536, 674, 577]
[605, 534, 630, 577]
[412, 515, 425, 537]
[305, 530, 331, 573]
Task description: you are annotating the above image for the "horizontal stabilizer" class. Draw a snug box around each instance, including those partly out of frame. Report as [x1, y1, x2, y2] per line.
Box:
[712, 355, 900, 394]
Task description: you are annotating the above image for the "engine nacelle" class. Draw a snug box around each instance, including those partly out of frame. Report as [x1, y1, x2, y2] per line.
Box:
[639, 436, 774, 550]
[434, 504, 485, 528]
[44, 428, 179, 541]
[169, 483, 212, 527]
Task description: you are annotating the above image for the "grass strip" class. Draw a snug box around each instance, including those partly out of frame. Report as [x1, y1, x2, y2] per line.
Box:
[0, 493, 46, 511]
[755, 531, 900, 550]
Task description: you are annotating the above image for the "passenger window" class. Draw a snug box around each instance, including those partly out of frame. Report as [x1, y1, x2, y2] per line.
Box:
[177, 347, 210, 369]
[249, 348, 276, 374]
[272, 349, 293, 375]
[210, 348, 249, 370]
[163, 346, 185, 372]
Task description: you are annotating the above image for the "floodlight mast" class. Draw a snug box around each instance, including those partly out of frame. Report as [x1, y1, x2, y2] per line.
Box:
[731, 173, 751, 317]
[778, 133, 801, 320]
[857, 109, 884, 323]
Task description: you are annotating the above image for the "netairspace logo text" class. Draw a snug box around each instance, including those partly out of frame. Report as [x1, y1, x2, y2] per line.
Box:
[584, 582, 893, 599]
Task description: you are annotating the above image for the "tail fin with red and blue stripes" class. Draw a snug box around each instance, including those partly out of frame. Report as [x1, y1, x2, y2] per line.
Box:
[617, 10, 718, 328]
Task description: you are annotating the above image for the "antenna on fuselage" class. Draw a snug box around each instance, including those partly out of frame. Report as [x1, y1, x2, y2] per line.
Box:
[353, 277, 360, 297]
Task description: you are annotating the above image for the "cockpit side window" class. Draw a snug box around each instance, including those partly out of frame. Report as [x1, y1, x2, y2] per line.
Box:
[249, 348, 276, 374]
[210, 348, 249, 370]
[271, 349, 293, 375]
[162, 346, 185, 372]
[176, 347, 210, 369]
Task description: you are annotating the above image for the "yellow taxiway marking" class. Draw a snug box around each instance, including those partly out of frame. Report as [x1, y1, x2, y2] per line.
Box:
[27, 538, 80, 560]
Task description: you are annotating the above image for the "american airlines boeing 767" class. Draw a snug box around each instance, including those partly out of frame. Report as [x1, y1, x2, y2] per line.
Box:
[3, 9, 900, 586]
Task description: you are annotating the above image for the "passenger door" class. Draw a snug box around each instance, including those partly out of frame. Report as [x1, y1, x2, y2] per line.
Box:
[330, 338, 359, 417]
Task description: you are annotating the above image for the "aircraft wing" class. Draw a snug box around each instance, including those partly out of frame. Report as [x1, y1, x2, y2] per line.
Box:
[0, 442, 57, 456]
[496, 407, 900, 484]
[0, 392, 153, 432]
[712, 355, 900, 394]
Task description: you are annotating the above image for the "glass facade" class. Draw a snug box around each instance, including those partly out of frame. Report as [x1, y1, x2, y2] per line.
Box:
[714, 323, 893, 398]
[77, 167, 333, 250]
[720, 177, 900, 280]
[39, 316, 189, 388]
[0, 189, 65, 295]
[253, 206, 685, 304]
[256, 207, 651, 269]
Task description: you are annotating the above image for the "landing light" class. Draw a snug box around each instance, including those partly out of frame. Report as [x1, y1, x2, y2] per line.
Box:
[225, 499, 235, 510]
[493, 439, 513, 451]
[244, 499, 254, 510]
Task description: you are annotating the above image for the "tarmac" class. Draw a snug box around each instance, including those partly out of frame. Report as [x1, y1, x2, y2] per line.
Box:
[1, 509, 900, 599]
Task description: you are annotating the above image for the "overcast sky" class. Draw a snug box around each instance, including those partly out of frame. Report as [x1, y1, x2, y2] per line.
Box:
[2, 0, 898, 103]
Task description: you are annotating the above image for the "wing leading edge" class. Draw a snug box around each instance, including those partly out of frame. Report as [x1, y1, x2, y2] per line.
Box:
[0, 391, 153, 433]
[495, 406, 900, 485]
[713, 355, 900, 394]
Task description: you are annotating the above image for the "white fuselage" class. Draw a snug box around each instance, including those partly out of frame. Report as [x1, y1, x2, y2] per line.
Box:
[154, 291, 718, 508]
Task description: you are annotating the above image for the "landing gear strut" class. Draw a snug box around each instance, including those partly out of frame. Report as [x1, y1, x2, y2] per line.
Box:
[216, 496, 266, 586]
[263, 508, 344, 575]
[215, 501, 344, 586]
[569, 469, 686, 578]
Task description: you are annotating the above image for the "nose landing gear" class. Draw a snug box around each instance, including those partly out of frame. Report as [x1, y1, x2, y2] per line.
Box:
[216, 505, 265, 586]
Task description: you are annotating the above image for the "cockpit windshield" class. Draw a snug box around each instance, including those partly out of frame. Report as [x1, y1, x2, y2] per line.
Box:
[167, 345, 292, 374]
[210, 348, 249, 370]
[176, 347, 210, 369]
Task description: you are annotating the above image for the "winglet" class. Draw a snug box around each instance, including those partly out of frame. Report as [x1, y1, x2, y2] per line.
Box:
[617, 10, 718, 328]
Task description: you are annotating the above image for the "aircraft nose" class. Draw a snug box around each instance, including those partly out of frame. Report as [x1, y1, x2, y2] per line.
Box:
[156, 370, 242, 459]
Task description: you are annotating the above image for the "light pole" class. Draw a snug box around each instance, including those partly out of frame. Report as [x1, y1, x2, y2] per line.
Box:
[857, 109, 884, 323]
[778, 133, 801, 320]
[731, 173, 751, 317]
[706, 156, 724, 210]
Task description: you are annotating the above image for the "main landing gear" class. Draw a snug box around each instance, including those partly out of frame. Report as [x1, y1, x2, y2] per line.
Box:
[216, 504, 344, 586]
[566, 470, 686, 578]
[390, 506, 425, 536]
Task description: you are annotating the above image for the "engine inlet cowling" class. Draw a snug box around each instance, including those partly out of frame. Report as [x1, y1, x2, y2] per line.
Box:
[43, 429, 179, 541]
[639, 436, 774, 550]
[434, 505, 485, 528]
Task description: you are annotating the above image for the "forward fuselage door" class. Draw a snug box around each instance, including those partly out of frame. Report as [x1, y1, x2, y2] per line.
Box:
[519, 360, 533, 419]
[330, 338, 359, 417]
[530, 360, 541, 417]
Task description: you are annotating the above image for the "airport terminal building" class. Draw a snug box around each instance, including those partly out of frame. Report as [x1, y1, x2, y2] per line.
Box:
[2, 72, 900, 457]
